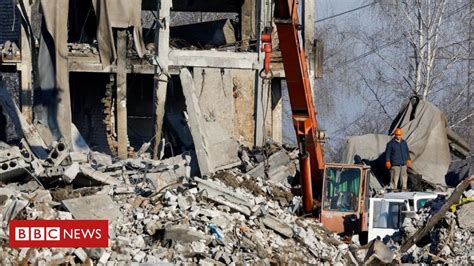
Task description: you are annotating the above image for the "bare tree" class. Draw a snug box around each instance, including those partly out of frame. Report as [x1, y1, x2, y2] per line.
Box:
[316, 0, 472, 161]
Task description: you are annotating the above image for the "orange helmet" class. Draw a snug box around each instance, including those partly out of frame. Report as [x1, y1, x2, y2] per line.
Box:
[394, 128, 403, 136]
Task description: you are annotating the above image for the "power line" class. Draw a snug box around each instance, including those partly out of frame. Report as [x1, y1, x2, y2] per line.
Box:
[316, 1, 377, 23]
[445, 2, 470, 19]
[333, 35, 405, 70]
[331, 2, 470, 70]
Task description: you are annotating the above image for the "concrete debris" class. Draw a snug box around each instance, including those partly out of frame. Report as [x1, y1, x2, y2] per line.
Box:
[47, 140, 70, 167]
[62, 194, 122, 220]
[98, 251, 111, 265]
[0, 135, 356, 264]
[0, 158, 27, 182]
[163, 224, 211, 243]
[74, 248, 89, 263]
[457, 202, 474, 230]
[261, 215, 294, 238]
[180, 68, 241, 177]
[63, 162, 80, 183]
[364, 239, 395, 264]
[381, 187, 474, 264]
[78, 165, 120, 185]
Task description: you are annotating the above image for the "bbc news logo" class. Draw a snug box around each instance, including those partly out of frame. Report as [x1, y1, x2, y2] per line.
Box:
[9, 220, 108, 248]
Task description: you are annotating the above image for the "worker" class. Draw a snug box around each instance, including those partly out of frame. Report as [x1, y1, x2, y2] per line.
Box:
[385, 128, 412, 191]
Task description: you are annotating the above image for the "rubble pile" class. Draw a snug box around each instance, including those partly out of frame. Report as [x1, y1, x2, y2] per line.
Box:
[0, 140, 356, 264]
[384, 193, 474, 264]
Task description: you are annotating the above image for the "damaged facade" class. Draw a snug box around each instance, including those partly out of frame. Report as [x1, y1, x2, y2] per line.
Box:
[0, 0, 318, 163]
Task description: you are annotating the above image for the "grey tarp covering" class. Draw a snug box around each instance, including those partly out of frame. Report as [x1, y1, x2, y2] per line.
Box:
[92, 0, 146, 68]
[342, 134, 391, 163]
[342, 134, 391, 190]
[343, 97, 451, 187]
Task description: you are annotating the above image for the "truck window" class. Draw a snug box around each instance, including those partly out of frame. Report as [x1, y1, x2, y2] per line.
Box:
[416, 199, 429, 211]
[372, 201, 405, 229]
[323, 167, 361, 212]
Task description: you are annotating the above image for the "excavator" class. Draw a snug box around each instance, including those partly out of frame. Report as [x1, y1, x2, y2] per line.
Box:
[261, 0, 371, 237]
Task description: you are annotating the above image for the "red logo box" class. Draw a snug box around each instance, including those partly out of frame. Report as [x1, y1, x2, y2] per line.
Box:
[9, 220, 108, 248]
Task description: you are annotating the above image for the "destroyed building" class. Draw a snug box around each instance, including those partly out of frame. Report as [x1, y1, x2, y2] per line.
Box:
[0, 0, 319, 162]
[0, 0, 473, 265]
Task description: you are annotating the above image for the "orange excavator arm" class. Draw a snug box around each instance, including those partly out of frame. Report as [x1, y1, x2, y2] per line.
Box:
[262, 0, 325, 213]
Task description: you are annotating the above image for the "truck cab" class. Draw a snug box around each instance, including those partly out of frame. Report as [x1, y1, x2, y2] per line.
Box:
[320, 163, 371, 235]
[367, 192, 438, 242]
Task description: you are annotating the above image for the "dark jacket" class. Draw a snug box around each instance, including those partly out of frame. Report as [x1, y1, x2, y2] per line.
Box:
[385, 138, 411, 166]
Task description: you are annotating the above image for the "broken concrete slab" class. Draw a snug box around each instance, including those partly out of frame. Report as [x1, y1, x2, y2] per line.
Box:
[150, 153, 189, 176]
[69, 152, 88, 163]
[204, 122, 241, 171]
[98, 251, 111, 265]
[63, 162, 80, 183]
[90, 152, 113, 166]
[41, 165, 65, 178]
[2, 199, 29, 222]
[0, 187, 17, 201]
[179, 70, 212, 176]
[261, 215, 294, 238]
[78, 165, 119, 185]
[144, 155, 191, 191]
[62, 194, 122, 220]
[29, 158, 45, 176]
[0, 146, 23, 161]
[179, 68, 240, 177]
[195, 177, 253, 216]
[133, 250, 146, 262]
[267, 164, 294, 185]
[364, 239, 394, 264]
[247, 150, 291, 180]
[74, 248, 88, 263]
[146, 172, 179, 192]
[47, 140, 70, 167]
[200, 257, 225, 266]
[163, 224, 211, 243]
[0, 159, 27, 182]
[193, 67, 235, 143]
[457, 202, 474, 231]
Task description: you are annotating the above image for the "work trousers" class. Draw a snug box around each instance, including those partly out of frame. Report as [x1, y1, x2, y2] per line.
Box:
[390, 165, 408, 190]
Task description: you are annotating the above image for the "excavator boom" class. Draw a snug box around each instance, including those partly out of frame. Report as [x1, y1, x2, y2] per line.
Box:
[265, 0, 371, 238]
[273, 0, 325, 212]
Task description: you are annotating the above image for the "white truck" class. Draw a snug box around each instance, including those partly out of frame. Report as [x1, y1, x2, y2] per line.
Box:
[368, 192, 439, 242]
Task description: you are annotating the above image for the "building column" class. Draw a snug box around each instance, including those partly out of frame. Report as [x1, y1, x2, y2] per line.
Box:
[18, 0, 33, 123]
[152, 0, 172, 159]
[254, 0, 267, 146]
[240, 0, 256, 51]
[116, 29, 128, 159]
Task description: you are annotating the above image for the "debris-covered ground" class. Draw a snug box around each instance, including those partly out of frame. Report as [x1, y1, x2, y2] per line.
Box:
[0, 140, 360, 265]
[0, 93, 471, 264]
[380, 192, 474, 265]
